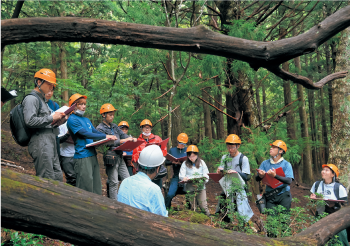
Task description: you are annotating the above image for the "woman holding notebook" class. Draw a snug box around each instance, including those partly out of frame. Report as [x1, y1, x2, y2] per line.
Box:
[179, 145, 210, 216]
[67, 94, 117, 195]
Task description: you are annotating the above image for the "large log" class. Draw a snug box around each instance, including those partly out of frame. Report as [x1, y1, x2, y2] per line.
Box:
[1, 5, 350, 89]
[1, 168, 350, 246]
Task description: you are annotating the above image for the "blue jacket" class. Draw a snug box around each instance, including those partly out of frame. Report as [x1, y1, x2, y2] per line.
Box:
[165, 146, 187, 177]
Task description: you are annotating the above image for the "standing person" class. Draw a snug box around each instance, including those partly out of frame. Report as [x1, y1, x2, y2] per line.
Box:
[118, 121, 135, 176]
[215, 134, 254, 222]
[256, 140, 294, 211]
[179, 145, 210, 216]
[132, 119, 167, 189]
[118, 145, 168, 217]
[310, 164, 349, 246]
[45, 89, 59, 112]
[96, 104, 135, 200]
[58, 122, 76, 186]
[164, 133, 188, 209]
[23, 68, 65, 181]
[67, 94, 117, 195]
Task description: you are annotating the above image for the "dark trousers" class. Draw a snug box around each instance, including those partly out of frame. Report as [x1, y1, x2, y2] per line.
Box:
[59, 156, 76, 186]
[266, 190, 292, 211]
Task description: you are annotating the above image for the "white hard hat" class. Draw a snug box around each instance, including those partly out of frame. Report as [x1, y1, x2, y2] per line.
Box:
[138, 145, 165, 167]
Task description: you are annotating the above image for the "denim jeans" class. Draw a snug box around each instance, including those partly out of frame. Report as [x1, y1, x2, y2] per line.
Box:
[165, 176, 180, 209]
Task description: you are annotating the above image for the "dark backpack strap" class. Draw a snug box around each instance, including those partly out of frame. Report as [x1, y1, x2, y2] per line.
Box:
[239, 153, 244, 172]
[314, 180, 321, 194]
[334, 182, 340, 200]
[23, 92, 43, 113]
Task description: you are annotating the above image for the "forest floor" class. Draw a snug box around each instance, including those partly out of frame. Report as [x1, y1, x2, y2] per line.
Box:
[0, 111, 314, 245]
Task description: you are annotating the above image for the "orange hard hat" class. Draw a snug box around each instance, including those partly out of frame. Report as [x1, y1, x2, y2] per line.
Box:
[270, 140, 287, 152]
[34, 68, 57, 86]
[140, 119, 152, 127]
[100, 103, 117, 115]
[225, 134, 241, 144]
[177, 133, 188, 143]
[322, 164, 339, 177]
[69, 93, 87, 107]
[187, 145, 199, 153]
[118, 121, 129, 128]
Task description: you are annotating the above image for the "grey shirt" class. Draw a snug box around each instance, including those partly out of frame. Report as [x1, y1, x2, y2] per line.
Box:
[96, 122, 130, 151]
[22, 90, 55, 130]
[219, 153, 250, 174]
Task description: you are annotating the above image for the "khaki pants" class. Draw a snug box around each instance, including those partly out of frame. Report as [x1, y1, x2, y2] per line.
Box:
[74, 155, 102, 195]
[187, 189, 210, 216]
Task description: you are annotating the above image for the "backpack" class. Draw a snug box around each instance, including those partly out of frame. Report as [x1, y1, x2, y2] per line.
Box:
[10, 92, 42, 147]
[314, 180, 347, 200]
[238, 154, 252, 181]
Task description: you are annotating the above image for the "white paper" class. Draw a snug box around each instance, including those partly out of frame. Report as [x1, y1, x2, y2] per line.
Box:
[219, 173, 245, 197]
[51, 106, 69, 116]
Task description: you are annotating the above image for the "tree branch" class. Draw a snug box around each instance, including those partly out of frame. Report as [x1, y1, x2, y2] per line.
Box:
[153, 105, 180, 127]
[195, 95, 238, 121]
[266, 66, 348, 90]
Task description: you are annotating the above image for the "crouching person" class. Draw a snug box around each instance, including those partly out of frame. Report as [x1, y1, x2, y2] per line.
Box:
[118, 145, 168, 217]
[179, 145, 210, 216]
[67, 94, 117, 195]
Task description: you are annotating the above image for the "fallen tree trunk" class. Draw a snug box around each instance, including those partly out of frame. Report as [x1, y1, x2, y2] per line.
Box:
[1, 5, 350, 89]
[1, 168, 349, 246]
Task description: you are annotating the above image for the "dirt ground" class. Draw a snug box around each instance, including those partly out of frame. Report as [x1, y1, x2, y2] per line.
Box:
[0, 111, 317, 245]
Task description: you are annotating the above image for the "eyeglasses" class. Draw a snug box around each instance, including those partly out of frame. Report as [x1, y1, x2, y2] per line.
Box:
[187, 152, 197, 155]
[226, 145, 238, 149]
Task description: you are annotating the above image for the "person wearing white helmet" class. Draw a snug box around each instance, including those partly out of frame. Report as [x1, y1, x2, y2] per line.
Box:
[117, 145, 168, 217]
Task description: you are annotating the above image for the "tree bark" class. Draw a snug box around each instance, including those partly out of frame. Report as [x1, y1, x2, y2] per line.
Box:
[2, 10, 350, 89]
[202, 89, 212, 142]
[214, 77, 225, 140]
[11, 0, 25, 19]
[328, 27, 350, 193]
[80, 42, 88, 88]
[294, 56, 313, 184]
[262, 83, 267, 121]
[59, 42, 68, 105]
[50, 42, 58, 75]
[2, 168, 350, 246]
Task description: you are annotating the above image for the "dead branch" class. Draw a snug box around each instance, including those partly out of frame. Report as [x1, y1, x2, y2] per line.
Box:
[255, 97, 301, 128]
[131, 102, 146, 117]
[153, 86, 173, 100]
[153, 105, 180, 127]
[196, 95, 238, 121]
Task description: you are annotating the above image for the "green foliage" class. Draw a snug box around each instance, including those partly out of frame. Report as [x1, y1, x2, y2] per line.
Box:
[1, 229, 46, 246]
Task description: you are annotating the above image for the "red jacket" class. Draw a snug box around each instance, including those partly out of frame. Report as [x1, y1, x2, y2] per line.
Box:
[132, 133, 167, 163]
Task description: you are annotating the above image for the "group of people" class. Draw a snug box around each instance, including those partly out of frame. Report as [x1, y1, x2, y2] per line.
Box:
[16, 68, 348, 243]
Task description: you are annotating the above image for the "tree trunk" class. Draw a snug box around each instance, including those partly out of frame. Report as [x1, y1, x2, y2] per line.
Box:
[202, 89, 212, 142]
[262, 83, 267, 121]
[328, 27, 350, 193]
[50, 42, 58, 75]
[171, 107, 182, 147]
[2, 168, 350, 246]
[59, 42, 69, 105]
[294, 56, 313, 184]
[214, 77, 225, 139]
[80, 42, 88, 88]
[255, 76, 262, 123]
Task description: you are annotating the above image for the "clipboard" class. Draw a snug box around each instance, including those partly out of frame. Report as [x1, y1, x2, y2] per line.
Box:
[145, 138, 169, 149]
[113, 140, 144, 152]
[179, 176, 207, 184]
[165, 153, 187, 163]
[51, 103, 76, 126]
[311, 198, 347, 203]
[208, 173, 224, 183]
[1, 87, 17, 103]
[260, 167, 285, 189]
[85, 138, 112, 148]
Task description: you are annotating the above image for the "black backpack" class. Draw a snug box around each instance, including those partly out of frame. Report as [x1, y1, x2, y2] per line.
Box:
[10, 92, 42, 147]
[237, 154, 252, 182]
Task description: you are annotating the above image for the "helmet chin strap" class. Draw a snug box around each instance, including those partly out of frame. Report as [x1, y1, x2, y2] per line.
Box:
[35, 79, 48, 102]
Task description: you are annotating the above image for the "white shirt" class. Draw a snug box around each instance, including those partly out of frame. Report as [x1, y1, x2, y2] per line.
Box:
[310, 181, 347, 200]
[179, 160, 209, 192]
[58, 123, 75, 157]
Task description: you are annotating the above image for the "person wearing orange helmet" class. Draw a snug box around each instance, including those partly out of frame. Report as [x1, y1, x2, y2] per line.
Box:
[310, 164, 348, 245]
[67, 94, 117, 195]
[131, 119, 167, 189]
[164, 133, 189, 209]
[179, 145, 210, 216]
[118, 121, 136, 176]
[256, 140, 294, 211]
[22, 68, 66, 181]
[96, 104, 136, 200]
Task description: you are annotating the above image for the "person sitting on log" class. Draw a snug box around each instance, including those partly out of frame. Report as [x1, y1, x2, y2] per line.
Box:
[256, 140, 294, 212]
[132, 119, 167, 189]
[215, 134, 254, 222]
[118, 120, 136, 176]
[310, 164, 349, 246]
[179, 145, 210, 216]
[118, 145, 168, 217]
[67, 94, 117, 195]
[164, 133, 188, 209]
[96, 104, 135, 200]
